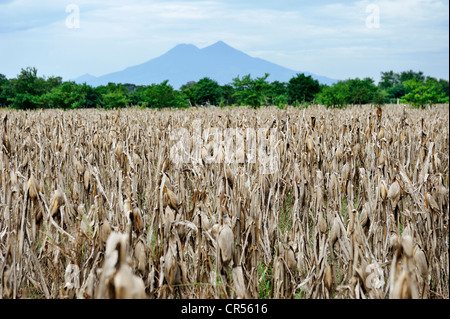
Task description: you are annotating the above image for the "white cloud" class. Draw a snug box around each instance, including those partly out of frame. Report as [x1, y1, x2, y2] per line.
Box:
[0, 0, 448, 81]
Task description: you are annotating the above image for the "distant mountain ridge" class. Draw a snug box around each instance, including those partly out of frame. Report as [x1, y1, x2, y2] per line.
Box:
[74, 41, 338, 88]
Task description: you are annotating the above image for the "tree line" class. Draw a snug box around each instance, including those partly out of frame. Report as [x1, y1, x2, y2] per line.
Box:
[0, 67, 448, 110]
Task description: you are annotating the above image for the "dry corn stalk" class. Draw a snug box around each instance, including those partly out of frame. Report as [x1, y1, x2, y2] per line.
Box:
[0, 105, 447, 300]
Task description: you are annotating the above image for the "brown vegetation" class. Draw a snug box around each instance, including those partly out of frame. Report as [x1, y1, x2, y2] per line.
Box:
[0, 104, 448, 299]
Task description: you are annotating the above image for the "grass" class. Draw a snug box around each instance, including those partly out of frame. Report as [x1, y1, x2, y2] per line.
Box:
[279, 191, 293, 234]
[341, 197, 348, 221]
[258, 262, 273, 299]
[294, 287, 307, 299]
[24, 285, 45, 299]
[147, 225, 160, 261]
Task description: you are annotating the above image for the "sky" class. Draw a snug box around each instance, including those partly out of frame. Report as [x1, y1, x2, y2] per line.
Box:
[0, 0, 448, 83]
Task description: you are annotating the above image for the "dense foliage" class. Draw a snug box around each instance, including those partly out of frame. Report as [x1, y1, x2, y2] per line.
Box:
[0, 67, 448, 109]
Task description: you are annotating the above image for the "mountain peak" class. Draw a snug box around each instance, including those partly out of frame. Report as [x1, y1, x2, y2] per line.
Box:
[167, 43, 200, 55]
[72, 73, 97, 83]
[200, 41, 248, 61]
[203, 41, 235, 51]
[75, 41, 339, 87]
[175, 43, 199, 49]
[209, 40, 229, 48]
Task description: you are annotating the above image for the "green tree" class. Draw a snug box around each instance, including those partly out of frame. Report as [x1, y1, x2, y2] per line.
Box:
[122, 83, 137, 94]
[287, 73, 320, 104]
[274, 93, 289, 109]
[379, 70, 434, 103]
[346, 77, 381, 105]
[0, 74, 9, 107]
[180, 81, 197, 106]
[317, 81, 348, 108]
[379, 70, 400, 90]
[139, 81, 188, 108]
[40, 82, 100, 109]
[220, 84, 236, 106]
[268, 80, 287, 105]
[128, 85, 147, 106]
[379, 70, 426, 89]
[40, 81, 73, 109]
[232, 73, 270, 108]
[432, 78, 449, 99]
[193, 77, 222, 106]
[386, 83, 409, 100]
[82, 83, 102, 108]
[101, 91, 129, 109]
[401, 78, 448, 108]
[398, 70, 425, 83]
[99, 83, 130, 109]
[7, 67, 46, 109]
[373, 89, 388, 105]
[45, 76, 63, 91]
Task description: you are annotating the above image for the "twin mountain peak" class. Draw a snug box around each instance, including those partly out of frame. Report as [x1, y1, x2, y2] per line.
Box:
[75, 41, 338, 89]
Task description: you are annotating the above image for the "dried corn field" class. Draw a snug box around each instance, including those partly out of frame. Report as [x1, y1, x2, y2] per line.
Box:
[0, 104, 448, 299]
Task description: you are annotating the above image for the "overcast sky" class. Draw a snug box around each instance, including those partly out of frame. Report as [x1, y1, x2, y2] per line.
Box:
[0, 0, 448, 83]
